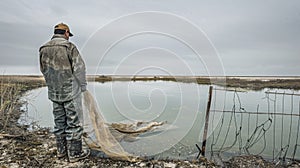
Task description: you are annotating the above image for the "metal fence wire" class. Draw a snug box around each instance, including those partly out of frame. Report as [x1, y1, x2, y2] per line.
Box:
[203, 87, 300, 164]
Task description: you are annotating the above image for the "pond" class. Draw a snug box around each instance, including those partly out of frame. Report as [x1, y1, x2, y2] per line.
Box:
[19, 81, 300, 161]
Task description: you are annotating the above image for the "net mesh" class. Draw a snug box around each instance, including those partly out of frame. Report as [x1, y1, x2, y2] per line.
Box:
[82, 91, 164, 161]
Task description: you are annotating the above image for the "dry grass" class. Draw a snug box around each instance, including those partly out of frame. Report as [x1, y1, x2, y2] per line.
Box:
[0, 81, 22, 130]
[0, 75, 45, 131]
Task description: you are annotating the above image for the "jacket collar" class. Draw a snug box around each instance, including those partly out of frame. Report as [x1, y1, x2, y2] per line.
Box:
[51, 34, 68, 40]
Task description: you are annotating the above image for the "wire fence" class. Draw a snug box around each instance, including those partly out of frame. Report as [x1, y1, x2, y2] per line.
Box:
[204, 87, 300, 164]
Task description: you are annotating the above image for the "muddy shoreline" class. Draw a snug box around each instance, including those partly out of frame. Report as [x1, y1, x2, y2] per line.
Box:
[1, 75, 300, 167]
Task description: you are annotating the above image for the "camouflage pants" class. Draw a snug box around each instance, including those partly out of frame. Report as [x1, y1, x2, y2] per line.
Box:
[52, 94, 83, 141]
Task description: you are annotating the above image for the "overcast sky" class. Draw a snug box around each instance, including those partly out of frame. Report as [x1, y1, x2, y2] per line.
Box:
[0, 0, 299, 76]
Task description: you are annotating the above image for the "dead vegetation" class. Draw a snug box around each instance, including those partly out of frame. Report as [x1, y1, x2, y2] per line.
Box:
[0, 75, 44, 132]
[0, 76, 55, 167]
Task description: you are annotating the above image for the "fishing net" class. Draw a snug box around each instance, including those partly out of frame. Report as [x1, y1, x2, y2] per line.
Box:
[82, 91, 164, 161]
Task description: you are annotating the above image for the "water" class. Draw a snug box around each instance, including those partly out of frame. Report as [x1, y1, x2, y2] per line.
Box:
[19, 81, 300, 160]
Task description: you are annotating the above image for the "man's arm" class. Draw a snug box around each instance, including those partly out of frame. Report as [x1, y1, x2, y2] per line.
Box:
[69, 45, 87, 92]
[39, 47, 45, 73]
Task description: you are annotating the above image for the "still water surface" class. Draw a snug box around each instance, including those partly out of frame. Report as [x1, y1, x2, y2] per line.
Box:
[20, 81, 300, 160]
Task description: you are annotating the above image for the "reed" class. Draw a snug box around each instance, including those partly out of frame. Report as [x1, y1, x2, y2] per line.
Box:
[0, 77, 23, 130]
[0, 75, 45, 133]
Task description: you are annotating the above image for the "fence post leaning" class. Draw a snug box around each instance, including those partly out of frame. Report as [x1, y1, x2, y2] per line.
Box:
[201, 85, 213, 157]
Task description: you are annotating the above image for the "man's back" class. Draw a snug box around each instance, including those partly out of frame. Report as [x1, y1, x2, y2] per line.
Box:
[39, 34, 82, 102]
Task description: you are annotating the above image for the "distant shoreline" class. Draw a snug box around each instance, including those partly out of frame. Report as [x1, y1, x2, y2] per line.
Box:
[1, 74, 300, 78]
[1, 75, 300, 90]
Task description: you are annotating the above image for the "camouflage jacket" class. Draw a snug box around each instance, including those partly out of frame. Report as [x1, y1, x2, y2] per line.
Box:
[39, 34, 87, 102]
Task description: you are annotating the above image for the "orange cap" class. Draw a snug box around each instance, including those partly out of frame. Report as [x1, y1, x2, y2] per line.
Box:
[54, 23, 73, 36]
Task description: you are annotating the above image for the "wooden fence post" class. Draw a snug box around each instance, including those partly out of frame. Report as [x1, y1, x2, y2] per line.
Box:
[201, 85, 213, 156]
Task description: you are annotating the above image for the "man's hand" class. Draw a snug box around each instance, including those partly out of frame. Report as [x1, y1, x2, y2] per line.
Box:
[81, 85, 87, 92]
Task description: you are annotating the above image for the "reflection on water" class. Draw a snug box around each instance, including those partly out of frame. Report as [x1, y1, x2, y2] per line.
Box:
[20, 87, 53, 128]
[19, 81, 300, 160]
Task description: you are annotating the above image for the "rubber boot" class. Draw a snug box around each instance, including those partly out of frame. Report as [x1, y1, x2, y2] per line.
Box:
[67, 140, 90, 163]
[56, 136, 67, 158]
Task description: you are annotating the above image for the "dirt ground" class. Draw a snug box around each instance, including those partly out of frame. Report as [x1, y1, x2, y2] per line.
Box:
[1, 75, 300, 168]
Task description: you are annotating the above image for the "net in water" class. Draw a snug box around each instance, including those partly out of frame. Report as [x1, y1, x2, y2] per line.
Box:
[82, 91, 164, 161]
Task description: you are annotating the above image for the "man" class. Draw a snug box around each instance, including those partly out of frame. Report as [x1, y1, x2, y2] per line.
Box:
[39, 23, 89, 162]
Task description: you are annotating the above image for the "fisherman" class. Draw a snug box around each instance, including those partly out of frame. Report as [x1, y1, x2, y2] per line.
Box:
[39, 23, 90, 162]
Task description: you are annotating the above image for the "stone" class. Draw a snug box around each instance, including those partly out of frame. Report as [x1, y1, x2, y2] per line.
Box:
[164, 162, 176, 168]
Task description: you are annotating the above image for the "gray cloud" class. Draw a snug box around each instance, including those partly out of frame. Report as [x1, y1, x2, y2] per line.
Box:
[0, 0, 299, 75]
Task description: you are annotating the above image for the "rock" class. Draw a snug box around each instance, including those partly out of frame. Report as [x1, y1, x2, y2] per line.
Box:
[164, 162, 176, 168]
[49, 147, 56, 152]
[43, 143, 49, 149]
[0, 140, 10, 146]
[139, 162, 146, 167]
[9, 163, 19, 168]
